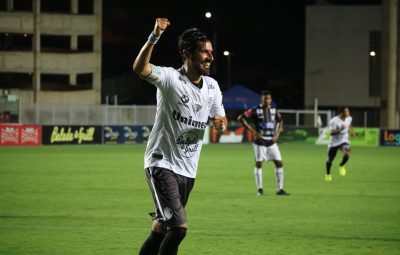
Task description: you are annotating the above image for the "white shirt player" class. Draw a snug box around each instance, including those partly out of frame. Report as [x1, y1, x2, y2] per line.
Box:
[328, 115, 352, 148]
[143, 65, 225, 178]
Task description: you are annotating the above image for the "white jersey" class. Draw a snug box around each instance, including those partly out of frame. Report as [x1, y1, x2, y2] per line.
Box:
[328, 115, 352, 148]
[143, 65, 225, 178]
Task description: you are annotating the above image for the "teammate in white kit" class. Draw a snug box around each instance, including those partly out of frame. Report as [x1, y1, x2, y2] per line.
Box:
[133, 18, 227, 255]
[325, 107, 355, 181]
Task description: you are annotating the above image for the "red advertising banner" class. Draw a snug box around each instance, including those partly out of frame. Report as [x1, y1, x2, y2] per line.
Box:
[0, 124, 42, 146]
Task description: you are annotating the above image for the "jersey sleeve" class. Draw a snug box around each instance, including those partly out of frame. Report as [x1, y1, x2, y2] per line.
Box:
[209, 85, 226, 117]
[143, 64, 172, 91]
[239, 108, 253, 120]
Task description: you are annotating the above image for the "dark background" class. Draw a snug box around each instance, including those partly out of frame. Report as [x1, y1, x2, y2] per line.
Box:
[0, 0, 383, 107]
[103, 0, 311, 107]
[102, 0, 381, 107]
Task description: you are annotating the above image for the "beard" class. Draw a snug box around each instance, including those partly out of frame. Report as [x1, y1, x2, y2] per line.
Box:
[193, 61, 212, 76]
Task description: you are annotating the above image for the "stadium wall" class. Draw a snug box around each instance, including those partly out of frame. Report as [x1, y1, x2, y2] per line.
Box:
[1, 124, 398, 147]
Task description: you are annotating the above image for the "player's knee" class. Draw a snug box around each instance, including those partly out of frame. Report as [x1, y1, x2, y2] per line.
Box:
[327, 154, 335, 162]
[167, 227, 187, 242]
[178, 223, 187, 229]
[275, 160, 283, 168]
[255, 161, 263, 168]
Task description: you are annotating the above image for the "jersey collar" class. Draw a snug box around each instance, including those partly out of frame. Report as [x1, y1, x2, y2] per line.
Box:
[178, 67, 204, 90]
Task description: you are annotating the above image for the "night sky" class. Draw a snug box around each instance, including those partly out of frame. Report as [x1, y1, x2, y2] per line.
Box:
[102, 0, 381, 107]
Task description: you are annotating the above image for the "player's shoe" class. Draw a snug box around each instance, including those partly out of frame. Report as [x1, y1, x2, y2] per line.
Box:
[257, 188, 264, 196]
[325, 174, 332, 181]
[339, 166, 346, 176]
[276, 189, 290, 196]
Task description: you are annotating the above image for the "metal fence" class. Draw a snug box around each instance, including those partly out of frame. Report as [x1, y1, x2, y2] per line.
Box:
[19, 104, 157, 125]
[17, 104, 332, 127]
[279, 109, 332, 128]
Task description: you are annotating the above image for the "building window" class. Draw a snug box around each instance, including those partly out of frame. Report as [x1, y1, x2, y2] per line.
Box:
[41, 0, 70, 13]
[77, 73, 93, 89]
[41, 73, 92, 91]
[13, 0, 32, 11]
[0, 33, 32, 51]
[369, 31, 381, 97]
[0, 73, 32, 89]
[41, 35, 70, 52]
[78, 36, 93, 51]
[41, 74, 69, 91]
[79, 0, 93, 14]
[0, 0, 32, 11]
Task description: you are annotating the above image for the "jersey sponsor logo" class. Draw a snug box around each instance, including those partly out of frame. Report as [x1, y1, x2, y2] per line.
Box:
[172, 110, 208, 129]
[208, 84, 214, 89]
[259, 121, 274, 136]
[266, 122, 275, 129]
[181, 95, 189, 104]
[194, 104, 202, 112]
[163, 207, 173, 220]
[145, 66, 161, 84]
[176, 130, 199, 158]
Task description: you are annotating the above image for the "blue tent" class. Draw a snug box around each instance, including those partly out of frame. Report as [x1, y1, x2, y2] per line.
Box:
[222, 84, 260, 109]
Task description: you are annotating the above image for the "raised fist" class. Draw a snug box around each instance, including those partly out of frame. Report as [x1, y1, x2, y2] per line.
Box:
[153, 18, 170, 37]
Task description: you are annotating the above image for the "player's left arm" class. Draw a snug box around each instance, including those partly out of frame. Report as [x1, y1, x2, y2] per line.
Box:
[349, 124, 356, 137]
[273, 112, 283, 142]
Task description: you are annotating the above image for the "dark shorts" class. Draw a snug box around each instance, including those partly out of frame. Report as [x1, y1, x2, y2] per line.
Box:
[145, 167, 195, 228]
[328, 142, 351, 158]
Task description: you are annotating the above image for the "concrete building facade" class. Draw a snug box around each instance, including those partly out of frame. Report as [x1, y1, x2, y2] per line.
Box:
[305, 6, 388, 127]
[0, 0, 102, 105]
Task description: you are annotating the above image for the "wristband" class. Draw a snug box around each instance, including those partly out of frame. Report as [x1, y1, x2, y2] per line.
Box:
[148, 32, 160, 45]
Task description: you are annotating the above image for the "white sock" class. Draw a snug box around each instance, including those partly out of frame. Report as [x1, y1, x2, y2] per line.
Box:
[275, 167, 284, 190]
[254, 168, 263, 190]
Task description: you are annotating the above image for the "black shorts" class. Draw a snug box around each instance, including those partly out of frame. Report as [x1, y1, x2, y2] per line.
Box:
[145, 167, 195, 227]
[328, 142, 351, 157]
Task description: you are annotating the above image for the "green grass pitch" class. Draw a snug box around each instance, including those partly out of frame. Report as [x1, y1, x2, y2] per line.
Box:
[0, 143, 399, 254]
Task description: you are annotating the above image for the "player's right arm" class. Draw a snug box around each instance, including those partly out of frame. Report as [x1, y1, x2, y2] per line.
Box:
[238, 110, 261, 139]
[132, 18, 170, 78]
[330, 118, 344, 136]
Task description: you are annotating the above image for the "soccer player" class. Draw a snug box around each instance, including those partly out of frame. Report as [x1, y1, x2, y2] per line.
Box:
[325, 106, 355, 181]
[133, 18, 227, 255]
[238, 90, 289, 196]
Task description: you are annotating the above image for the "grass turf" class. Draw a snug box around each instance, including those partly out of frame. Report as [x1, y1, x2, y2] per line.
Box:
[0, 144, 399, 254]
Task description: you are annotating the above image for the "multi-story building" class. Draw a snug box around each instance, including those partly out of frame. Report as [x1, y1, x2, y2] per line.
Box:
[305, 5, 383, 127]
[0, 0, 102, 106]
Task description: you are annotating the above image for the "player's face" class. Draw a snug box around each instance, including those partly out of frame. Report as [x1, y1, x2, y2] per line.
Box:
[190, 41, 214, 76]
[342, 108, 350, 118]
[262, 94, 272, 107]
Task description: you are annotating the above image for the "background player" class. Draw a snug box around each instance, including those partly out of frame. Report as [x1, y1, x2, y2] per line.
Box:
[325, 106, 355, 181]
[238, 90, 289, 196]
[133, 18, 227, 254]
